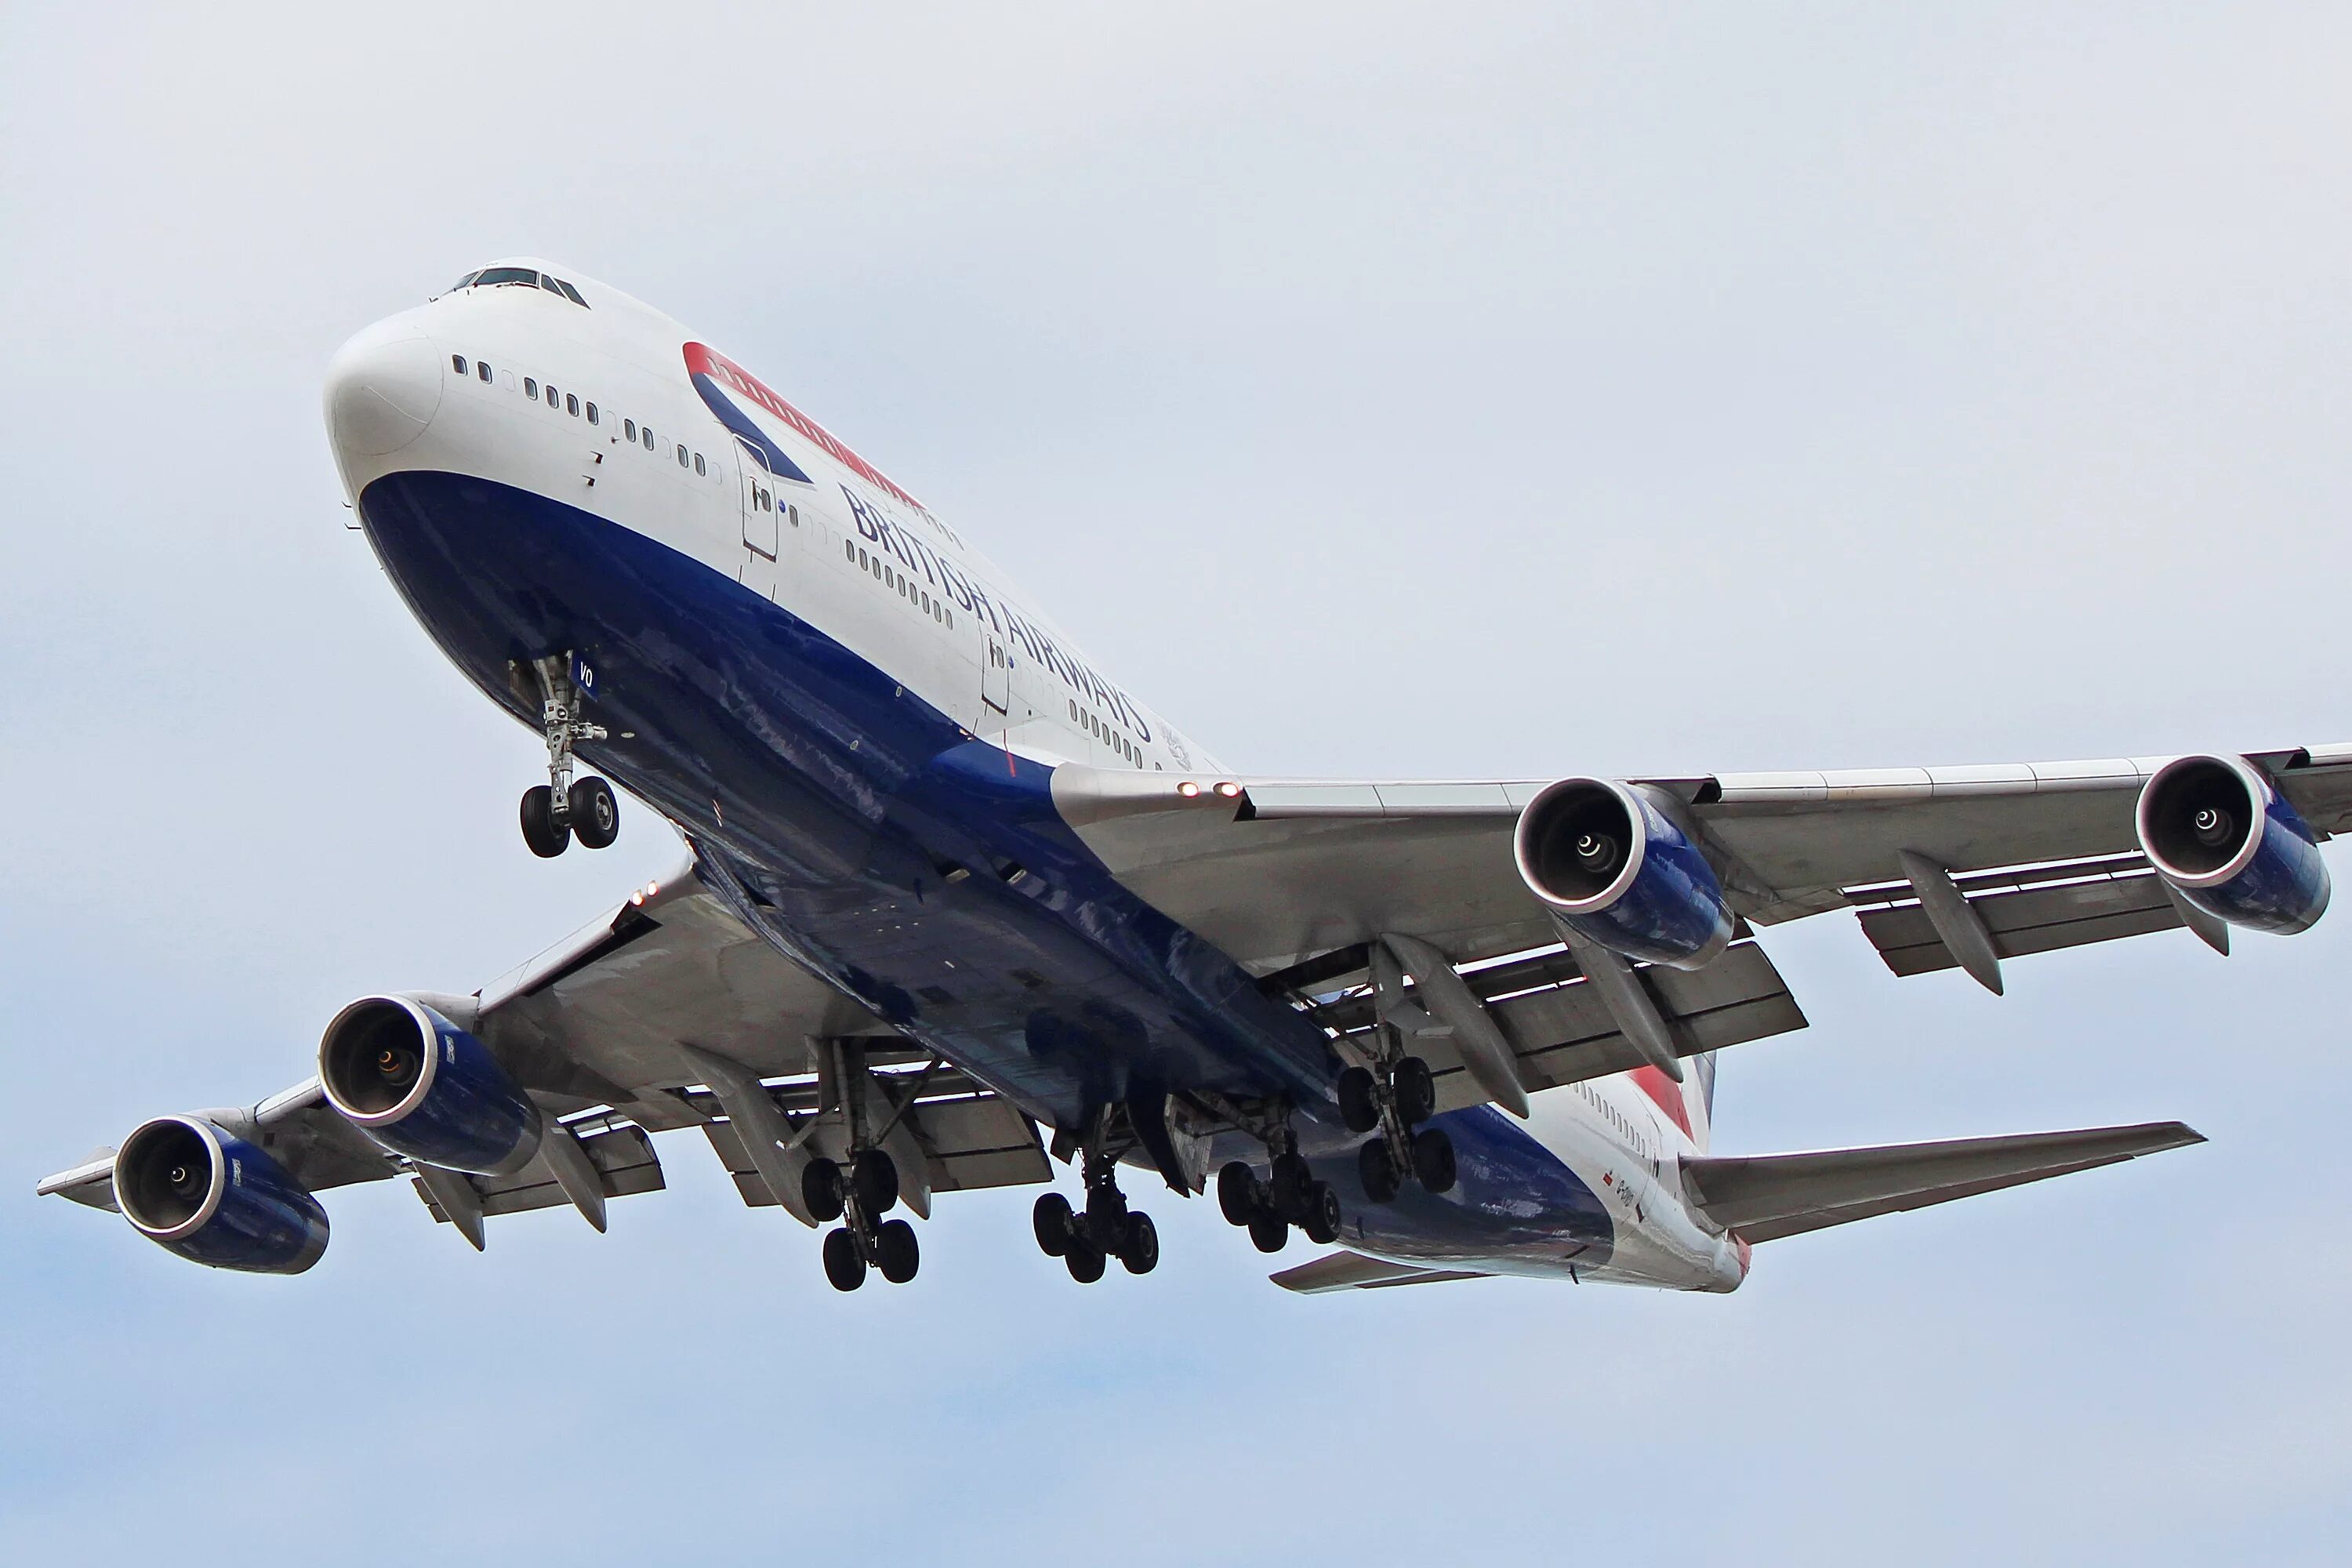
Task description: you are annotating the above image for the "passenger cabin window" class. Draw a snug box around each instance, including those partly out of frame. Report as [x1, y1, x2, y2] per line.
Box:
[641, 427, 655, 450]
[477, 361, 492, 383]
[565, 394, 579, 416]
[586, 402, 599, 425]
[451, 354, 468, 376]
[525, 377, 538, 397]
[694, 453, 706, 476]
[624, 419, 637, 441]
[677, 445, 688, 466]
[546, 385, 560, 408]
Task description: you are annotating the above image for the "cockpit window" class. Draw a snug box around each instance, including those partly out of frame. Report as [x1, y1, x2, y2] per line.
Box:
[453, 266, 589, 307]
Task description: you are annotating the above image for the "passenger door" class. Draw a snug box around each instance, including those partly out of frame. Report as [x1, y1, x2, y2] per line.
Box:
[982, 633, 1011, 717]
[736, 438, 779, 562]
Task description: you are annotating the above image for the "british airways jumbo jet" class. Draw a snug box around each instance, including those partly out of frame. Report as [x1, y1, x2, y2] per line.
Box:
[42, 258, 2343, 1296]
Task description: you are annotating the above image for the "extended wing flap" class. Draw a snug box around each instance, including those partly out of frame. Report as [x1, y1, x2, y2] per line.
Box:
[412, 1121, 666, 1224]
[1270, 1250, 1492, 1294]
[1682, 1121, 2204, 1244]
[1849, 855, 2190, 978]
[1318, 939, 1804, 1111]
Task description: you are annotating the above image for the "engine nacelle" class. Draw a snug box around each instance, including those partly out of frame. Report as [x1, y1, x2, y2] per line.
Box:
[2135, 754, 2331, 935]
[1513, 777, 1734, 969]
[319, 996, 543, 1175]
[114, 1115, 329, 1274]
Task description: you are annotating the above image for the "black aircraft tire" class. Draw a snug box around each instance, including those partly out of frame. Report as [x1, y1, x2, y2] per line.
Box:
[852, 1148, 899, 1216]
[1268, 1152, 1314, 1221]
[1065, 1238, 1107, 1283]
[1302, 1181, 1343, 1246]
[1392, 1056, 1436, 1127]
[1247, 1212, 1290, 1254]
[875, 1218, 920, 1284]
[822, 1226, 866, 1291]
[1216, 1161, 1260, 1226]
[1411, 1126, 1457, 1194]
[1359, 1138, 1403, 1205]
[1033, 1192, 1075, 1257]
[801, 1157, 846, 1223]
[1336, 1066, 1381, 1134]
[1119, 1211, 1160, 1275]
[568, 775, 620, 849]
[520, 786, 570, 858]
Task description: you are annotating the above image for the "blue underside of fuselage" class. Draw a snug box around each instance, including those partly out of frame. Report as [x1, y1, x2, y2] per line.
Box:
[356, 470, 1612, 1268]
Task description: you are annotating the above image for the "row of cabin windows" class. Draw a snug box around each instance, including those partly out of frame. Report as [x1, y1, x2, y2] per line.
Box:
[845, 541, 954, 630]
[1067, 699, 1145, 768]
[1575, 1080, 1653, 1159]
[451, 354, 708, 474]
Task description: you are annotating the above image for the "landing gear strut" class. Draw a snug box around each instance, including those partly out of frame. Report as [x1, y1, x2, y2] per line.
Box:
[807, 1043, 920, 1290]
[1031, 1108, 1160, 1283]
[1339, 946, 1457, 1202]
[517, 652, 619, 858]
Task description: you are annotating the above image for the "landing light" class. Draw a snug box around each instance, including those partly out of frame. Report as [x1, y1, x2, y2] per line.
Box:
[1214, 782, 1242, 799]
[1177, 781, 1201, 798]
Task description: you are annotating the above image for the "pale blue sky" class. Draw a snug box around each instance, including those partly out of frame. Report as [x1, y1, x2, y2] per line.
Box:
[4, 5, 2349, 1562]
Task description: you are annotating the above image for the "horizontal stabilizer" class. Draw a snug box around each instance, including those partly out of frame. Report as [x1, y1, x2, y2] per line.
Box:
[1681, 1121, 2203, 1243]
[1270, 1250, 1491, 1294]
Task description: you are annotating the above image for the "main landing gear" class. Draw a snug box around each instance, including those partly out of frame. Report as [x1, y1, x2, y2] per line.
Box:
[1214, 1124, 1347, 1255]
[1336, 1055, 1456, 1204]
[806, 1147, 920, 1291]
[1030, 1110, 1160, 1283]
[517, 652, 619, 858]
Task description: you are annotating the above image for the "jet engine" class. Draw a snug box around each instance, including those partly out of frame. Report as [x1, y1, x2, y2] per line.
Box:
[1513, 777, 1734, 968]
[113, 1115, 329, 1274]
[2135, 754, 2331, 935]
[319, 996, 543, 1174]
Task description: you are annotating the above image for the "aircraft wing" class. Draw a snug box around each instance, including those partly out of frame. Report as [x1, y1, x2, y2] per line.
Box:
[1054, 740, 2352, 978]
[1679, 1120, 2205, 1243]
[36, 846, 1050, 1245]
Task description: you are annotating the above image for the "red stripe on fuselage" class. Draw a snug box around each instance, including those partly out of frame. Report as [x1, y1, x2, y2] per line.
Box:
[680, 341, 927, 512]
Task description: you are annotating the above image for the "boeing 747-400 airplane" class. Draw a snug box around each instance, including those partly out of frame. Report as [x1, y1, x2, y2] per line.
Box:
[48, 260, 2339, 1296]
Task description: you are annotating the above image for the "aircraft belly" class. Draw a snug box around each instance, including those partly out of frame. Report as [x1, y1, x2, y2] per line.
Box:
[354, 470, 1338, 1128]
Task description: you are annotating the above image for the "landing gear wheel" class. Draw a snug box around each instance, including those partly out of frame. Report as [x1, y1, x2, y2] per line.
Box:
[1337, 1065, 1381, 1134]
[520, 786, 570, 858]
[1216, 1161, 1261, 1226]
[851, 1148, 899, 1217]
[1392, 1056, 1436, 1127]
[1358, 1138, 1403, 1204]
[1411, 1126, 1457, 1194]
[822, 1226, 866, 1291]
[1247, 1211, 1290, 1254]
[568, 775, 619, 849]
[1268, 1152, 1314, 1221]
[1118, 1210, 1160, 1275]
[1064, 1237, 1107, 1283]
[1302, 1181, 1343, 1246]
[875, 1218, 920, 1283]
[1033, 1192, 1075, 1257]
[801, 1158, 845, 1222]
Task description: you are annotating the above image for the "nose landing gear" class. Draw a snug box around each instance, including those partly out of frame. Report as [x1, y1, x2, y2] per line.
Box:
[516, 652, 619, 858]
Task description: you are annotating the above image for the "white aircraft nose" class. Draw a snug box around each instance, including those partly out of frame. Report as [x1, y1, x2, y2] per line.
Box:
[324, 318, 444, 458]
